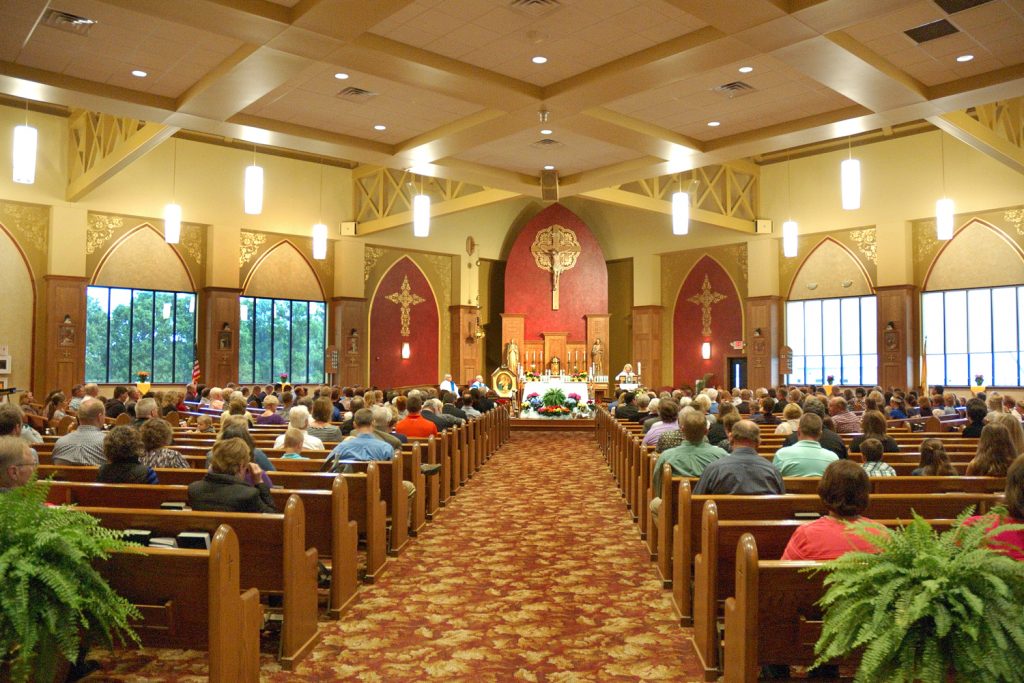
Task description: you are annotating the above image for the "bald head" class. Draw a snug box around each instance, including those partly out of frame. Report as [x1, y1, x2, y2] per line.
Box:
[729, 420, 761, 447]
[77, 398, 106, 426]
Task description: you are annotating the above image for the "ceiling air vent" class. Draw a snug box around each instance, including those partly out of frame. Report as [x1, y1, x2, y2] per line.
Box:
[42, 9, 97, 36]
[336, 87, 377, 102]
[510, 0, 562, 18]
[532, 138, 564, 148]
[933, 0, 994, 14]
[712, 81, 755, 98]
[904, 19, 959, 44]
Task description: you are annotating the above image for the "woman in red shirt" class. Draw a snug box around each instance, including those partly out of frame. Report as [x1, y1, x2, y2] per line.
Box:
[783, 459, 887, 560]
[966, 454, 1024, 561]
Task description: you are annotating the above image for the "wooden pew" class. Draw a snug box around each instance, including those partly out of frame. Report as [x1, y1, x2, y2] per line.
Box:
[76, 497, 320, 668]
[96, 524, 261, 682]
[335, 451, 410, 554]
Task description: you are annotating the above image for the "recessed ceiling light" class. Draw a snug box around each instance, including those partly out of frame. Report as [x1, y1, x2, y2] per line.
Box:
[373, 124, 386, 131]
[707, 120, 721, 127]
[738, 66, 753, 74]
[334, 72, 349, 79]
[131, 70, 147, 78]
[532, 55, 548, 64]
[956, 54, 974, 62]
[540, 128, 552, 135]
[543, 165, 555, 170]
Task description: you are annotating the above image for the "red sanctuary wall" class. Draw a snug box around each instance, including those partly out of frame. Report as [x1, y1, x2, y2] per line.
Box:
[673, 256, 743, 387]
[503, 204, 608, 341]
[369, 257, 439, 388]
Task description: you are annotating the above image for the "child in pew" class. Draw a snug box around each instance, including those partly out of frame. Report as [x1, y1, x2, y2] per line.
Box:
[191, 414, 215, 434]
[859, 437, 896, 477]
[911, 439, 957, 476]
[280, 427, 309, 459]
[965, 454, 1024, 561]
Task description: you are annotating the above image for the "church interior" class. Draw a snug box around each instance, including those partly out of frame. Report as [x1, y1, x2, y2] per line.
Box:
[1, 0, 1024, 679]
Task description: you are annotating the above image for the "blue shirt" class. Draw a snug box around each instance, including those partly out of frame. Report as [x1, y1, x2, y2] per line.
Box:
[328, 433, 394, 467]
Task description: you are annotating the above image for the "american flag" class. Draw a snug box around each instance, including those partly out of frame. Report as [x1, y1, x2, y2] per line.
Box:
[192, 349, 201, 384]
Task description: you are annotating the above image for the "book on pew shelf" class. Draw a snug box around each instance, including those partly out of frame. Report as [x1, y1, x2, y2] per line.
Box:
[124, 529, 152, 546]
[793, 511, 823, 520]
[149, 537, 177, 548]
[176, 531, 211, 550]
[160, 501, 188, 511]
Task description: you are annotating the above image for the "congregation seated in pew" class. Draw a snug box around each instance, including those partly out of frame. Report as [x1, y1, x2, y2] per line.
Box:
[911, 438, 957, 476]
[188, 438, 276, 513]
[97, 425, 157, 484]
[773, 413, 838, 477]
[140, 418, 189, 469]
[965, 454, 1024, 561]
[693, 419, 784, 496]
[51, 397, 106, 466]
[966, 422, 1018, 476]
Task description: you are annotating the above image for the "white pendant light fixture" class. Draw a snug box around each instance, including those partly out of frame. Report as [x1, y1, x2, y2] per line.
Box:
[413, 175, 430, 237]
[164, 138, 181, 244]
[12, 101, 36, 184]
[840, 137, 860, 210]
[783, 154, 798, 258]
[936, 133, 953, 240]
[244, 146, 263, 215]
[672, 175, 690, 235]
[312, 161, 327, 260]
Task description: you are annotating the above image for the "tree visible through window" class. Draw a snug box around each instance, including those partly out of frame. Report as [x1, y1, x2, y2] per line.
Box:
[786, 296, 877, 385]
[85, 287, 197, 384]
[238, 297, 326, 384]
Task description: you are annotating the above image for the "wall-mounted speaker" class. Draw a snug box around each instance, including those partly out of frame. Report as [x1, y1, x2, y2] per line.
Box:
[755, 219, 772, 234]
[540, 169, 559, 201]
[340, 221, 357, 236]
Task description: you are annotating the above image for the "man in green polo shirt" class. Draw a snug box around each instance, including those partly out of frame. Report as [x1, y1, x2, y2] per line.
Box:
[772, 412, 838, 476]
[649, 408, 728, 519]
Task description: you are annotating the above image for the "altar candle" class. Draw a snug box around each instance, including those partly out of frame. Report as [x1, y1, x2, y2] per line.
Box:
[637, 361, 642, 376]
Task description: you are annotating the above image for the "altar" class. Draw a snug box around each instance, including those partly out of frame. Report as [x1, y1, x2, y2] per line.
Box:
[522, 377, 590, 404]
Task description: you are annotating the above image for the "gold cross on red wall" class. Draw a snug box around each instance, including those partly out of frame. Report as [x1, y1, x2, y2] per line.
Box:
[385, 275, 425, 336]
[687, 274, 726, 337]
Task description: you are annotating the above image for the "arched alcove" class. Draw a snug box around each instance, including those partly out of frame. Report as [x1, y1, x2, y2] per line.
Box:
[369, 257, 439, 388]
[93, 224, 194, 291]
[788, 237, 873, 300]
[924, 219, 1024, 291]
[243, 240, 325, 300]
[0, 224, 35, 392]
[672, 255, 742, 386]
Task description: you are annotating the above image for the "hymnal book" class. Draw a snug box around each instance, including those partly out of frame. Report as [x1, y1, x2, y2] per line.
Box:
[149, 537, 177, 548]
[160, 501, 187, 510]
[124, 529, 152, 546]
[176, 531, 211, 550]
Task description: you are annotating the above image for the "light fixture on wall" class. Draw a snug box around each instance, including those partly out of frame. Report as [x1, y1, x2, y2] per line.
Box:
[312, 161, 327, 260]
[244, 145, 263, 215]
[840, 137, 860, 210]
[413, 174, 430, 237]
[163, 138, 181, 244]
[401, 342, 411, 359]
[701, 341, 712, 360]
[12, 101, 36, 185]
[936, 133, 954, 240]
[783, 155, 798, 257]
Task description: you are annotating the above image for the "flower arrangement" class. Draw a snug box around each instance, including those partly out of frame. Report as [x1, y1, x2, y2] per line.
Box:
[280, 372, 289, 382]
[826, 374, 834, 384]
[524, 371, 541, 381]
[521, 391, 543, 412]
[565, 392, 582, 407]
[537, 405, 571, 416]
[136, 370, 149, 381]
[570, 371, 589, 382]
[541, 388, 567, 407]
[975, 374, 985, 386]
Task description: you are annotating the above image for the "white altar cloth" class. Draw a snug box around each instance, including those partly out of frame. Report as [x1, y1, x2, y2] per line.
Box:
[522, 379, 589, 404]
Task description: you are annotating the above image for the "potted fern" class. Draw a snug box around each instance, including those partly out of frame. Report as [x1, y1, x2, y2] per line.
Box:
[811, 510, 1024, 682]
[0, 480, 140, 682]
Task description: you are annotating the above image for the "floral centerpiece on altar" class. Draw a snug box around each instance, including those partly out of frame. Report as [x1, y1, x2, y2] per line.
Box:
[524, 371, 541, 381]
[520, 389, 593, 418]
[570, 371, 589, 382]
[521, 392, 543, 412]
[135, 370, 151, 394]
[975, 374, 985, 386]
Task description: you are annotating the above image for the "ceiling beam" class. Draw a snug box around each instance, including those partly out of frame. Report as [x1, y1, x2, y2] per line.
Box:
[579, 187, 755, 234]
[355, 187, 521, 235]
[928, 110, 1024, 176]
[66, 116, 178, 202]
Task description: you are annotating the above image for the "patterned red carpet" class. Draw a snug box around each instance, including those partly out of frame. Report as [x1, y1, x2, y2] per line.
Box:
[85, 431, 703, 681]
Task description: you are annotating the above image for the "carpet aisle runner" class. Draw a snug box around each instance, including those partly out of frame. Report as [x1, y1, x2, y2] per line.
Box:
[88, 431, 704, 682]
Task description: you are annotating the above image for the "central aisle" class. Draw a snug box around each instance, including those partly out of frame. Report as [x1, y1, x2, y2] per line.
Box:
[276, 430, 703, 681]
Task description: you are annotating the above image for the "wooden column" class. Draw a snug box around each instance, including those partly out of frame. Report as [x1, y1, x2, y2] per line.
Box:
[876, 285, 918, 390]
[330, 297, 366, 386]
[745, 296, 782, 390]
[450, 305, 481, 385]
[631, 305, 663, 388]
[199, 287, 240, 388]
[39, 276, 88, 394]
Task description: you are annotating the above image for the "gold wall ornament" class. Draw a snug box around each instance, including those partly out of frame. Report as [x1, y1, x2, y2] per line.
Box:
[179, 224, 203, 265]
[364, 246, 384, 282]
[849, 228, 877, 264]
[385, 275, 425, 337]
[687, 274, 727, 337]
[239, 231, 266, 267]
[86, 213, 123, 254]
[530, 224, 581, 310]
[0, 201, 48, 254]
[1006, 208, 1024, 236]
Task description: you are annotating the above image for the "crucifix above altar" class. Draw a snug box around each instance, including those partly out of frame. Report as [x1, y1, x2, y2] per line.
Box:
[531, 224, 581, 310]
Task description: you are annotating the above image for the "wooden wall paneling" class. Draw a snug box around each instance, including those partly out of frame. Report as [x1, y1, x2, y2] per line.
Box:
[449, 305, 481, 385]
[876, 285, 918, 390]
[523, 341, 544, 371]
[745, 296, 781, 390]
[542, 332, 568, 373]
[331, 297, 366, 386]
[40, 276, 87, 394]
[631, 306, 663, 388]
[199, 288, 240, 388]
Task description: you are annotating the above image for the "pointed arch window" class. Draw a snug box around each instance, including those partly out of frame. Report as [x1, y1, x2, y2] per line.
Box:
[785, 295, 877, 385]
[238, 297, 326, 384]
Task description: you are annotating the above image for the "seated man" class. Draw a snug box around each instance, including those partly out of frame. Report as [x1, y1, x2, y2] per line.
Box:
[280, 427, 307, 459]
[104, 386, 129, 419]
[693, 420, 785, 495]
[649, 410, 729, 518]
[439, 373, 458, 395]
[0, 435, 37, 492]
[962, 398, 988, 437]
[52, 398, 107, 466]
[469, 375, 488, 390]
[614, 391, 639, 421]
[828, 396, 862, 434]
[422, 398, 461, 430]
[394, 395, 438, 438]
[781, 397, 848, 459]
[773, 413, 838, 477]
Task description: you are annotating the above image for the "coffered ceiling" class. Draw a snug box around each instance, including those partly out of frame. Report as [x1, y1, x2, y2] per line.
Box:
[0, 0, 1022, 203]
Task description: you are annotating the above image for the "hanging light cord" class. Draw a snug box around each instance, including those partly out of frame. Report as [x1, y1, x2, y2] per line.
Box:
[171, 138, 177, 201]
[318, 159, 325, 222]
[786, 153, 792, 219]
[940, 133, 946, 195]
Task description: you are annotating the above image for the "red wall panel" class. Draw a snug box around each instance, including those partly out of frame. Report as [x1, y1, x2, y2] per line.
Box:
[673, 256, 742, 387]
[503, 204, 608, 341]
[370, 258, 439, 388]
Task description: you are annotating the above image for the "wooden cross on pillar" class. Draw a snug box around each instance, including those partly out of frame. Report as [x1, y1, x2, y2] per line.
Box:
[687, 274, 726, 336]
[385, 275, 425, 336]
[530, 224, 581, 310]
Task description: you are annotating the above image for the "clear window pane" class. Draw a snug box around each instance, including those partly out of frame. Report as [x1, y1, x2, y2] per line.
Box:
[993, 352, 1017, 386]
[85, 287, 109, 383]
[860, 297, 877, 354]
[840, 298, 860, 355]
[309, 301, 326, 384]
[131, 290, 154, 379]
[840, 355, 860, 384]
[946, 353, 969, 386]
[153, 291, 175, 383]
[944, 291, 968, 353]
[107, 288, 132, 383]
[926, 354, 946, 386]
[992, 288, 1017, 353]
[969, 353, 993, 387]
[174, 293, 196, 384]
[861, 355, 877, 386]
[921, 292, 945, 355]
[273, 300, 291, 380]
[786, 302, 805, 355]
[805, 300, 822, 356]
[239, 297, 254, 384]
[822, 299, 841, 355]
[255, 298, 273, 383]
[291, 302, 309, 384]
[967, 289, 992, 354]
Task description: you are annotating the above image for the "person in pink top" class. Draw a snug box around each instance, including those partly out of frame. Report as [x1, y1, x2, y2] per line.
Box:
[783, 459, 887, 561]
[965, 454, 1024, 561]
[641, 400, 680, 447]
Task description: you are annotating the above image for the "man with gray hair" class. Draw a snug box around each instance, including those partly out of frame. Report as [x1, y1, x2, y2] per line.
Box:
[132, 397, 160, 428]
[52, 398, 107, 466]
[422, 398, 461, 429]
[693, 420, 784, 495]
[0, 435, 37, 492]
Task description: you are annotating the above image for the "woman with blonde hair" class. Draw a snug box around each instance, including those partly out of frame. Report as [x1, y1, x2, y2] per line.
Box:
[256, 394, 286, 425]
[966, 422, 1017, 476]
[991, 412, 1024, 458]
[774, 402, 802, 436]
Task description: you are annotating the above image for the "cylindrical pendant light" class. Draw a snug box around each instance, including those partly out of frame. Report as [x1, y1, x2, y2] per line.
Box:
[936, 198, 954, 240]
[840, 157, 860, 210]
[413, 186, 430, 237]
[312, 223, 327, 260]
[783, 219, 798, 257]
[672, 190, 689, 235]
[244, 148, 263, 215]
[163, 203, 182, 244]
[12, 123, 37, 184]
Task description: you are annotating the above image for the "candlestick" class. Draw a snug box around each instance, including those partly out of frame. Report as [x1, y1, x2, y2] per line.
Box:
[637, 361, 642, 376]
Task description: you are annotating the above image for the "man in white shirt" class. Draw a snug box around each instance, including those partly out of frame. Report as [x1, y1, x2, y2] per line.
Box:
[439, 373, 458, 394]
[469, 375, 488, 390]
[52, 398, 107, 466]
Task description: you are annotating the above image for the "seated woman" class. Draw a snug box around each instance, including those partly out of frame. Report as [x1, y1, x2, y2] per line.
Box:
[911, 438, 957, 476]
[773, 402, 802, 436]
[187, 437, 276, 513]
[256, 395, 286, 425]
[966, 422, 1017, 476]
[274, 405, 325, 450]
[641, 399, 681, 447]
[860, 437, 896, 477]
[991, 411, 1024, 457]
[97, 426, 157, 484]
[965, 455, 1024, 560]
[225, 396, 256, 425]
[139, 419, 189, 469]
[307, 397, 343, 442]
[749, 397, 778, 426]
[45, 392, 68, 422]
[782, 459, 887, 560]
[850, 410, 899, 454]
[215, 419, 276, 476]
[280, 428, 308, 459]
[887, 396, 908, 420]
